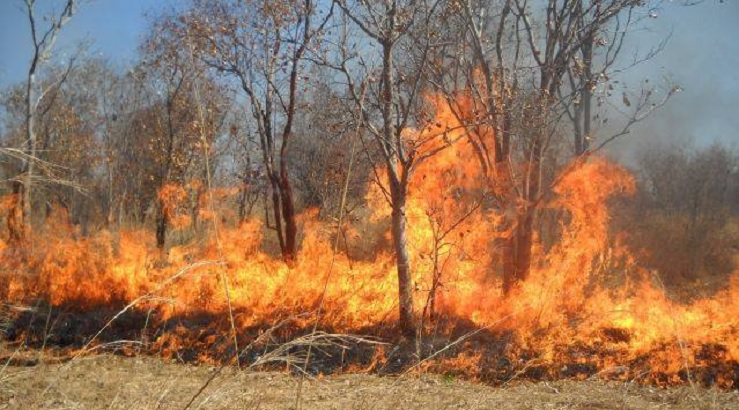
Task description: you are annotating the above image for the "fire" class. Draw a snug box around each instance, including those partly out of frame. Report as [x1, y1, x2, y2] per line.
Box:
[1, 93, 737, 388]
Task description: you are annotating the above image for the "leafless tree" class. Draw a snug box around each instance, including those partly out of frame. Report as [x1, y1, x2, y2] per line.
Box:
[332, 0, 452, 338]
[175, 0, 333, 262]
[16, 0, 77, 237]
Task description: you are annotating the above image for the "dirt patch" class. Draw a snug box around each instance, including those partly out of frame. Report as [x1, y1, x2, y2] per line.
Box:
[1, 354, 737, 409]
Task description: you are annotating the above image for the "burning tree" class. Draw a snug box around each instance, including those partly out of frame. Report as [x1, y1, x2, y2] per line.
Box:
[331, 0, 462, 338]
[424, 0, 676, 292]
[169, 0, 333, 263]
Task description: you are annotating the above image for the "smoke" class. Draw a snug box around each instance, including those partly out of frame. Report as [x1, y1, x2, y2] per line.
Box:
[606, 1, 739, 164]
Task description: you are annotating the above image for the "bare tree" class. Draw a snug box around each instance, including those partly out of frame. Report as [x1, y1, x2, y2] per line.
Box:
[332, 0, 451, 338]
[177, 0, 332, 263]
[16, 0, 77, 237]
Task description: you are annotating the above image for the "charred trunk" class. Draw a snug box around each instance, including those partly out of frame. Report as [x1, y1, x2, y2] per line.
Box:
[279, 174, 298, 263]
[7, 182, 24, 244]
[501, 233, 517, 294]
[269, 177, 285, 252]
[513, 211, 535, 283]
[156, 201, 168, 250]
[502, 139, 542, 294]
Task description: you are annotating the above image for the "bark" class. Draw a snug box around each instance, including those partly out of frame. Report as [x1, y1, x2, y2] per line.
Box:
[156, 201, 168, 249]
[7, 182, 24, 244]
[273, 0, 316, 263]
[390, 184, 415, 338]
[18, 0, 75, 235]
[580, 33, 593, 154]
[268, 179, 286, 251]
[501, 233, 517, 294]
[513, 209, 535, 283]
[22, 70, 37, 232]
[502, 139, 542, 294]
[279, 175, 298, 262]
[381, 11, 416, 337]
[573, 32, 594, 156]
[336, 0, 418, 337]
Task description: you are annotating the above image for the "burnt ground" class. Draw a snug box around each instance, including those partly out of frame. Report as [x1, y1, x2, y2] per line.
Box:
[1, 354, 738, 410]
[4, 305, 739, 390]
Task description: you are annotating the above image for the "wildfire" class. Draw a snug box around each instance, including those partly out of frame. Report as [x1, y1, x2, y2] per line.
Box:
[1, 94, 737, 389]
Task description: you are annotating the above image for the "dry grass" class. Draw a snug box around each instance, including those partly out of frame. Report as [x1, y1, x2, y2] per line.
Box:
[0, 354, 736, 410]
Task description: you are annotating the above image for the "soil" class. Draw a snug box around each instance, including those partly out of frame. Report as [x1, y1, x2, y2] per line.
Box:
[1, 354, 737, 410]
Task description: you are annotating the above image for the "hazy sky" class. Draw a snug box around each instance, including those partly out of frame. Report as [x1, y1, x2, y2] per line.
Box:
[607, 0, 739, 161]
[0, 0, 737, 158]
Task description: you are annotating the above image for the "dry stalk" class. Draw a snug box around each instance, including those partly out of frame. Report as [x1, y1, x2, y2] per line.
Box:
[249, 331, 386, 373]
[181, 313, 306, 410]
[183, 23, 241, 368]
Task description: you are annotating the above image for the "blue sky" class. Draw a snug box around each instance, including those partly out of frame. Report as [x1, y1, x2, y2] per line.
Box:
[0, 0, 737, 154]
[0, 0, 160, 84]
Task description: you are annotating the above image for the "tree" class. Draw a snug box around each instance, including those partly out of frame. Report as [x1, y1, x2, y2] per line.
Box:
[333, 0, 451, 337]
[32, 61, 101, 232]
[177, 0, 332, 263]
[136, 18, 229, 249]
[428, 0, 675, 292]
[17, 0, 77, 237]
[1, 59, 95, 240]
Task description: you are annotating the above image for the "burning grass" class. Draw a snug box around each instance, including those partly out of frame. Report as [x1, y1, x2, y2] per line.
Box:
[0, 98, 737, 390]
[1, 214, 737, 389]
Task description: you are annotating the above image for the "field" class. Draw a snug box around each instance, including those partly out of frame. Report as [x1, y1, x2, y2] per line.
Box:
[1, 354, 737, 410]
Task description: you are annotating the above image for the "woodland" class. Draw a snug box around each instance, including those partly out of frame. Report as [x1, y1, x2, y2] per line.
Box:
[1, 0, 738, 399]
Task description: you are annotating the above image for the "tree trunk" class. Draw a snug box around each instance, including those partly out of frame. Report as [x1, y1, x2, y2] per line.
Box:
[501, 233, 517, 294]
[279, 173, 298, 262]
[22, 71, 37, 234]
[573, 32, 594, 156]
[581, 33, 593, 154]
[156, 200, 168, 250]
[513, 210, 535, 282]
[268, 176, 286, 251]
[7, 182, 24, 244]
[502, 139, 542, 294]
[390, 183, 416, 338]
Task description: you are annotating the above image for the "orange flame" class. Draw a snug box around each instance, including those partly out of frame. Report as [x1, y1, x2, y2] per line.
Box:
[1, 93, 737, 388]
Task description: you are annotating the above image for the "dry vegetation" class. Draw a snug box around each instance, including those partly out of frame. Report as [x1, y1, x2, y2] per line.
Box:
[1, 0, 739, 407]
[1, 355, 738, 410]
